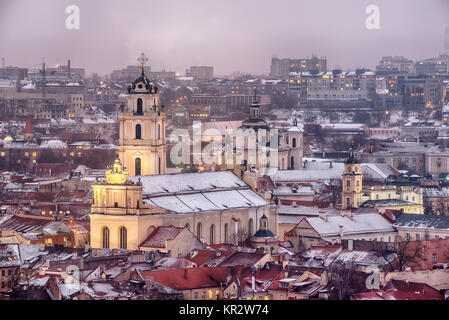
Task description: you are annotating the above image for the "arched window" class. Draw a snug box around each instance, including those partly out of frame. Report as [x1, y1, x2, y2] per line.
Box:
[248, 218, 254, 236]
[346, 198, 350, 207]
[119, 226, 127, 249]
[224, 223, 229, 243]
[292, 138, 297, 148]
[158, 157, 161, 174]
[137, 98, 143, 114]
[158, 123, 161, 140]
[197, 223, 202, 239]
[135, 157, 141, 176]
[102, 227, 110, 249]
[291, 156, 295, 169]
[346, 180, 350, 187]
[356, 180, 360, 187]
[210, 224, 215, 245]
[135, 124, 142, 139]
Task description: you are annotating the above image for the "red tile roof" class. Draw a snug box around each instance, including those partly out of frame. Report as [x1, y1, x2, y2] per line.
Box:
[353, 280, 443, 300]
[219, 251, 267, 268]
[139, 226, 184, 248]
[185, 249, 218, 266]
[138, 267, 231, 290]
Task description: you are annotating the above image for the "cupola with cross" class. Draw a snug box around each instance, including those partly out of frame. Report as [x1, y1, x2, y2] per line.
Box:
[118, 53, 167, 176]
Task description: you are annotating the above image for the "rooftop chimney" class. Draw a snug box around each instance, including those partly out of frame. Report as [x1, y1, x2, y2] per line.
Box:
[340, 209, 353, 218]
[339, 225, 344, 238]
[319, 211, 328, 222]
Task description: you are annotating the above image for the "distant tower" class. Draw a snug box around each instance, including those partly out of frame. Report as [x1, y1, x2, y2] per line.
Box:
[287, 125, 303, 170]
[40, 58, 47, 98]
[341, 143, 363, 209]
[24, 116, 34, 142]
[118, 53, 167, 176]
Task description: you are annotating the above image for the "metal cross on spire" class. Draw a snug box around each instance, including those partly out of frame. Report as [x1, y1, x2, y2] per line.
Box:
[137, 52, 148, 72]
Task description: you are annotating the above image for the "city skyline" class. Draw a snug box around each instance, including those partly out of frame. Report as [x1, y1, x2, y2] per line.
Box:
[0, 0, 448, 76]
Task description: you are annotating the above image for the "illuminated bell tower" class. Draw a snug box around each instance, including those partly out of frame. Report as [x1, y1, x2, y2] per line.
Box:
[118, 53, 167, 176]
[341, 144, 363, 209]
[90, 158, 145, 250]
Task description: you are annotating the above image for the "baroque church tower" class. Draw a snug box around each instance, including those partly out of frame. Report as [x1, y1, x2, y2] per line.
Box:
[341, 144, 363, 209]
[118, 53, 167, 176]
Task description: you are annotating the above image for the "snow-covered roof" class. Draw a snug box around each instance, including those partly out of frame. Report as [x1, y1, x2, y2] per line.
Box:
[131, 171, 268, 213]
[130, 171, 247, 196]
[306, 213, 395, 237]
[393, 214, 449, 230]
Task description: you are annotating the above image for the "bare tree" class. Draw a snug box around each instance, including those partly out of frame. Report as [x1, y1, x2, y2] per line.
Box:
[378, 239, 426, 272]
[328, 262, 365, 300]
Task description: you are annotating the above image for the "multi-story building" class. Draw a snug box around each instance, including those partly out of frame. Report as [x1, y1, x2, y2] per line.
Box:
[270, 56, 327, 79]
[0, 67, 28, 80]
[288, 69, 375, 109]
[394, 214, 449, 240]
[375, 56, 414, 75]
[357, 142, 428, 175]
[415, 55, 448, 74]
[185, 66, 213, 81]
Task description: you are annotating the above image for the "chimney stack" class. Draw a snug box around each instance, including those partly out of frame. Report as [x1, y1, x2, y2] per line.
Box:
[319, 211, 328, 222]
[68, 59, 71, 79]
[339, 225, 344, 238]
[341, 209, 353, 218]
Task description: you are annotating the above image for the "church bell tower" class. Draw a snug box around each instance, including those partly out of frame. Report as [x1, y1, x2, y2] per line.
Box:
[341, 143, 363, 209]
[118, 53, 167, 176]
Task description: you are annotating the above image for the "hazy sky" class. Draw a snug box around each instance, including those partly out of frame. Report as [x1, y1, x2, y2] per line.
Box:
[0, 0, 448, 76]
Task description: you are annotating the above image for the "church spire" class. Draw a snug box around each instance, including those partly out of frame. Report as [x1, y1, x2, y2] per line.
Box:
[24, 116, 34, 142]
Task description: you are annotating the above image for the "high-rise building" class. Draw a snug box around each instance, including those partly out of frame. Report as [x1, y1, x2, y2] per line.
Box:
[118, 58, 167, 176]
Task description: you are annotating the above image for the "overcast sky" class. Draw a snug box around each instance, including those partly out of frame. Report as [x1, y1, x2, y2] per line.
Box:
[0, 0, 448, 76]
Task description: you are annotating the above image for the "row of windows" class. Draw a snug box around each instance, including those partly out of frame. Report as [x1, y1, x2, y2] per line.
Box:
[195, 219, 255, 244]
[405, 233, 449, 241]
[1, 269, 18, 276]
[102, 226, 127, 249]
